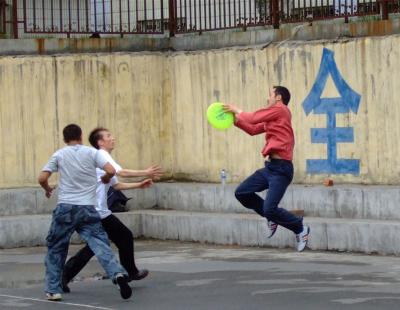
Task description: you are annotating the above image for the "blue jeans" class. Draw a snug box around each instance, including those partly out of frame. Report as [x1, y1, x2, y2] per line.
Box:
[235, 159, 303, 234]
[44, 204, 127, 294]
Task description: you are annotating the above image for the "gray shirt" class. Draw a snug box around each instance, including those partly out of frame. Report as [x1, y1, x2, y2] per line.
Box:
[43, 144, 108, 205]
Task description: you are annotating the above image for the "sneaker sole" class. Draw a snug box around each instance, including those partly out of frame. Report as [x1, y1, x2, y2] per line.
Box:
[46, 294, 62, 301]
[116, 277, 132, 300]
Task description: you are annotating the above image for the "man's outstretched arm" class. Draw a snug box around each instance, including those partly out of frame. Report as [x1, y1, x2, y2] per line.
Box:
[117, 165, 163, 179]
[113, 179, 153, 191]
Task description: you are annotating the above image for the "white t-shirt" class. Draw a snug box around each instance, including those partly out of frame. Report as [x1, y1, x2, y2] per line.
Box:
[95, 149, 123, 219]
[43, 145, 108, 205]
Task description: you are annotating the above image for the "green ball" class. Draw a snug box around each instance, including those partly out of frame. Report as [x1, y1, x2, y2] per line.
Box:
[207, 102, 234, 130]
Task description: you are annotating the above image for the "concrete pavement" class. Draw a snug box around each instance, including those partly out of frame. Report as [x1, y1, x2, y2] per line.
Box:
[1, 240, 400, 309]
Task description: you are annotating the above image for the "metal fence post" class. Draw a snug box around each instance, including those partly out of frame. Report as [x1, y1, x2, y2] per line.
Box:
[12, 0, 18, 38]
[168, 0, 176, 37]
[380, 0, 389, 20]
[272, 0, 280, 29]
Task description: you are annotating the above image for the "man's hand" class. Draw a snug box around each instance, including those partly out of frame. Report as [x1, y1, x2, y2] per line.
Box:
[101, 174, 113, 184]
[38, 171, 55, 199]
[139, 179, 153, 189]
[145, 165, 163, 180]
[45, 185, 56, 198]
[222, 104, 242, 115]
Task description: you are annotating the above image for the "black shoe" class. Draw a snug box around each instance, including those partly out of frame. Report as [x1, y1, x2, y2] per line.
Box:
[115, 274, 132, 300]
[61, 277, 71, 293]
[129, 269, 149, 282]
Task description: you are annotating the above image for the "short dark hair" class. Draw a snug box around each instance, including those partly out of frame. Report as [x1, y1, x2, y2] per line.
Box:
[63, 124, 82, 143]
[274, 86, 291, 105]
[88, 127, 108, 149]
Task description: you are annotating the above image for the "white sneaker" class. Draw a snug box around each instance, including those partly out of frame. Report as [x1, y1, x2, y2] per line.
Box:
[296, 225, 310, 252]
[46, 293, 62, 301]
[267, 221, 278, 238]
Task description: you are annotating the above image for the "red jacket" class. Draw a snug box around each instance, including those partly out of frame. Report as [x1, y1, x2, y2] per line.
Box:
[235, 103, 295, 161]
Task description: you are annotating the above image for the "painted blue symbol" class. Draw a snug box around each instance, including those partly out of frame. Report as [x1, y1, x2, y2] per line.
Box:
[302, 48, 361, 175]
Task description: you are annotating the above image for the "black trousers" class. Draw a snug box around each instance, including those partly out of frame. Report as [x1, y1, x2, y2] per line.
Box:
[63, 214, 139, 282]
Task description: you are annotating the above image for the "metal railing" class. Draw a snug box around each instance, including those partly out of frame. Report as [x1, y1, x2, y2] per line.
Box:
[172, 0, 272, 34]
[0, 0, 6, 33]
[280, 0, 381, 23]
[2, 0, 399, 38]
[22, 0, 167, 35]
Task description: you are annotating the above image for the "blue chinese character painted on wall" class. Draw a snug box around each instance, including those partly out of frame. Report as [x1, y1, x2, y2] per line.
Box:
[302, 48, 361, 175]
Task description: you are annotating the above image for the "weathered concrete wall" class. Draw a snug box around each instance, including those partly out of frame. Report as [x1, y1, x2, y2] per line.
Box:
[1, 34, 400, 186]
[168, 37, 400, 184]
[0, 52, 171, 187]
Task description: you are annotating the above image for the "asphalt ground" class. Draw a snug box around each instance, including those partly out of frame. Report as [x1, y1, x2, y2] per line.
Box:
[1, 240, 400, 309]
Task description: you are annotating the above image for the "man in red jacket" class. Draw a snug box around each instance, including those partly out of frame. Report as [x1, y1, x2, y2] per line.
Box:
[223, 86, 310, 252]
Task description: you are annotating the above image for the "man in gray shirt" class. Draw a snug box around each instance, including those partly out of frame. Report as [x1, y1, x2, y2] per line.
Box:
[38, 124, 132, 301]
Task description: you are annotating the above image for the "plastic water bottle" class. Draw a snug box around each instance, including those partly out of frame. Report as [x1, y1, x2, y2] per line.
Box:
[220, 169, 227, 186]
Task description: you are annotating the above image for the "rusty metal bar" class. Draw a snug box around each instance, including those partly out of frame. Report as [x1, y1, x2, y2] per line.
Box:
[204, 0, 207, 30]
[272, 0, 279, 28]
[144, 0, 147, 31]
[253, 0, 256, 23]
[119, 0, 122, 32]
[188, 0, 192, 30]
[286, 0, 289, 20]
[238, 0, 241, 26]
[228, 0, 231, 27]
[102, 0, 106, 31]
[135, 0, 138, 31]
[127, 0, 130, 31]
[177, 0, 181, 30]
[213, 0, 216, 28]
[111, 0, 114, 32]
[33, 0, 36, 31]
[218, 0, 221, 28]
[161, 0, 164, 31]
[152, 0, 155, 31]
[42, 0, 45, 31]
[193, 0, 196, 30]
[59, 0, 63, 32]
[0, 0, 6, 33]
[198, 0, 202, 30]
[14, 0, 19, 38]
[381, 0, 389, 19]
[223, 0, 226, 28]
[94, 0, 98, 31]
[68, 0, 72, 32]
[234, 0, 237, 26]
[77, 0, 80, 32]
[85, 0, 89, 32]
[184, 0, 187, 31]
[243, 0, 246, 26]
[247, 0, 253, 25]
[169, 0, 176, 36]
[208, 0, 211, 28]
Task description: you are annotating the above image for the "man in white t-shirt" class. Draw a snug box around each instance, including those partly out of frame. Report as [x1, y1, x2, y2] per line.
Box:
[62, 127, 162, 292]
[38, 124, 132, 301]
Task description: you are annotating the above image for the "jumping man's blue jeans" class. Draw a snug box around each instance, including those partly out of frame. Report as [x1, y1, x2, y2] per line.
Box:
[235, 159, 303, 234]
[44, 204, 127, 294]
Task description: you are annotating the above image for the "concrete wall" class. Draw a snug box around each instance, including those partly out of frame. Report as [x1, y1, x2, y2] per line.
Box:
[1, 34, 400, 186]
[168, 37, 400, 184]
[0, 52, 170, 187]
